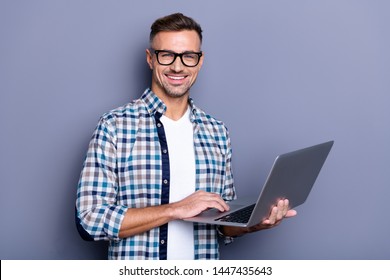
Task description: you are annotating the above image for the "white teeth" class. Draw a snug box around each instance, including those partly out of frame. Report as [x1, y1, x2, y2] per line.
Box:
[168, 75, 185, 80]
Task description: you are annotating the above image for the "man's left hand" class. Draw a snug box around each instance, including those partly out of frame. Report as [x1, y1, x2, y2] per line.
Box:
[221, 199, 297, 237]
[247, 199, 297, 232]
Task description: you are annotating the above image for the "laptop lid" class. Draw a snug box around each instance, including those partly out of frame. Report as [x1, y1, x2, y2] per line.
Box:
[184, 140, 334, 227]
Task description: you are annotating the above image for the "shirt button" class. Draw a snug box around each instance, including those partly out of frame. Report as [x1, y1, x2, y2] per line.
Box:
[161, 240, 165, 245]
[163, 179, 168, 185]
[162, 149, 167, 154]
[157, 123, 162, 127]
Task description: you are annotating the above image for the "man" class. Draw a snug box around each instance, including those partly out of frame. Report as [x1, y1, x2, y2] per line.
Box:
[76, 13, 296, 260]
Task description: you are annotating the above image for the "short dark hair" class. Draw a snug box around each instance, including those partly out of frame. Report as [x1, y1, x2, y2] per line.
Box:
[149, 13, 203, 46]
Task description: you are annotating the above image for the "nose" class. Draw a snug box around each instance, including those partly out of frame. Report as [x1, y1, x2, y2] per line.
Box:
[170, 56, 185, 72]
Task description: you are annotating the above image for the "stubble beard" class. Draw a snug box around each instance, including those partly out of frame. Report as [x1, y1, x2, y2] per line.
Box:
[160, 80, 192, 99]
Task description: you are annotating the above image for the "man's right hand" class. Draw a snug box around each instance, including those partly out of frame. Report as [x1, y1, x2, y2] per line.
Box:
[171, 190, 230, 220]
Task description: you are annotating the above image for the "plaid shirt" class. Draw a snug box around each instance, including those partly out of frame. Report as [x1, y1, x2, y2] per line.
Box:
[76, 88, 236, 259]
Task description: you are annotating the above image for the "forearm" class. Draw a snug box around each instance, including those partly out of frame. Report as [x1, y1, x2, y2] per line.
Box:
[118, 204, 176, 238]
[118, 190, 231, 239]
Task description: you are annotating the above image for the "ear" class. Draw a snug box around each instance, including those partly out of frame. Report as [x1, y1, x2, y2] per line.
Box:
[146, 49, 153, 70]
[198, 51, 204, 69]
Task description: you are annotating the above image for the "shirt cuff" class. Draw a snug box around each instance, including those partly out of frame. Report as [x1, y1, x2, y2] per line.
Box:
[103, 205, 128, 241]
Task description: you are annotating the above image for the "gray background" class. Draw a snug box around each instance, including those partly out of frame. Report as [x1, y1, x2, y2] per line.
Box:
[1, 0, 389, 260]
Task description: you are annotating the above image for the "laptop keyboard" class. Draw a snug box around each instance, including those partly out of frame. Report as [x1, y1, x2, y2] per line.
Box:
[215, 204, 255, 223]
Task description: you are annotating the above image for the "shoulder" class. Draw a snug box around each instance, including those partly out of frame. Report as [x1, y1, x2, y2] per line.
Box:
[102, 98, 146, 122]
[100, 97, 150, 126]
[194, 106, 229, 136]
[94, 98, 147, 140]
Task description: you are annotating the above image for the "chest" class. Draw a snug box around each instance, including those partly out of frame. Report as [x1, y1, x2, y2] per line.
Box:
[115, 117, 226, 207]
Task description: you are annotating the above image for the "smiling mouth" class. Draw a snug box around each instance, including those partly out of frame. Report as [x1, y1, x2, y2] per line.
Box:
[166, 74, 187, 80]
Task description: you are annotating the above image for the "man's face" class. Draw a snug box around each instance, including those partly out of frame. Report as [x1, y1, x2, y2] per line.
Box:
[146, 30, 203, 99]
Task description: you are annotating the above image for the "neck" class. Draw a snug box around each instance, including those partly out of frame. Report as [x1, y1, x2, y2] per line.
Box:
[154, 90, 189, 121]
[165, 102, 188, 120]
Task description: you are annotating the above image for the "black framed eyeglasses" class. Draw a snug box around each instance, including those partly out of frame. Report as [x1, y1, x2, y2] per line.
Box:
[152, 49, 202, 67]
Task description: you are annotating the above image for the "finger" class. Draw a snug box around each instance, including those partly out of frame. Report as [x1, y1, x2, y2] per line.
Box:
[204, 193, 230, 211]
[266, 206, 278, 224]
[196, 191, 230, 211]
[275, 200, 285, 220]
[280, 199, 298, 218]
[282, 199, 289, 216]
[209, 200, 229, 212]
[285, 209, 297, 217]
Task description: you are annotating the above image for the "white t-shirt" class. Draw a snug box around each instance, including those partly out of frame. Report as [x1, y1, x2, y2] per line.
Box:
[160, 107, 195, 260]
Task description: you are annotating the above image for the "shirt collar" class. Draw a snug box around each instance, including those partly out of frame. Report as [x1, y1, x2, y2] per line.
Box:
[188, 97, 200, 124]
[141, 88, 200, 123]
[141, 88, 167, 117]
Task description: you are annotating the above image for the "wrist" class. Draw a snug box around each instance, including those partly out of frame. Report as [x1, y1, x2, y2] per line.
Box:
[219, 225, 249, 238]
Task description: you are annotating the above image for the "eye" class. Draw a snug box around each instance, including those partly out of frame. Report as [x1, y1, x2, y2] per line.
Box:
[183, 53, 197, 59]
[160, 52, 174, 58]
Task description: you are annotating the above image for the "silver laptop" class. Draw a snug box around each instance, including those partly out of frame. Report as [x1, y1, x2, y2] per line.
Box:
[184, 140, 334, 227]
